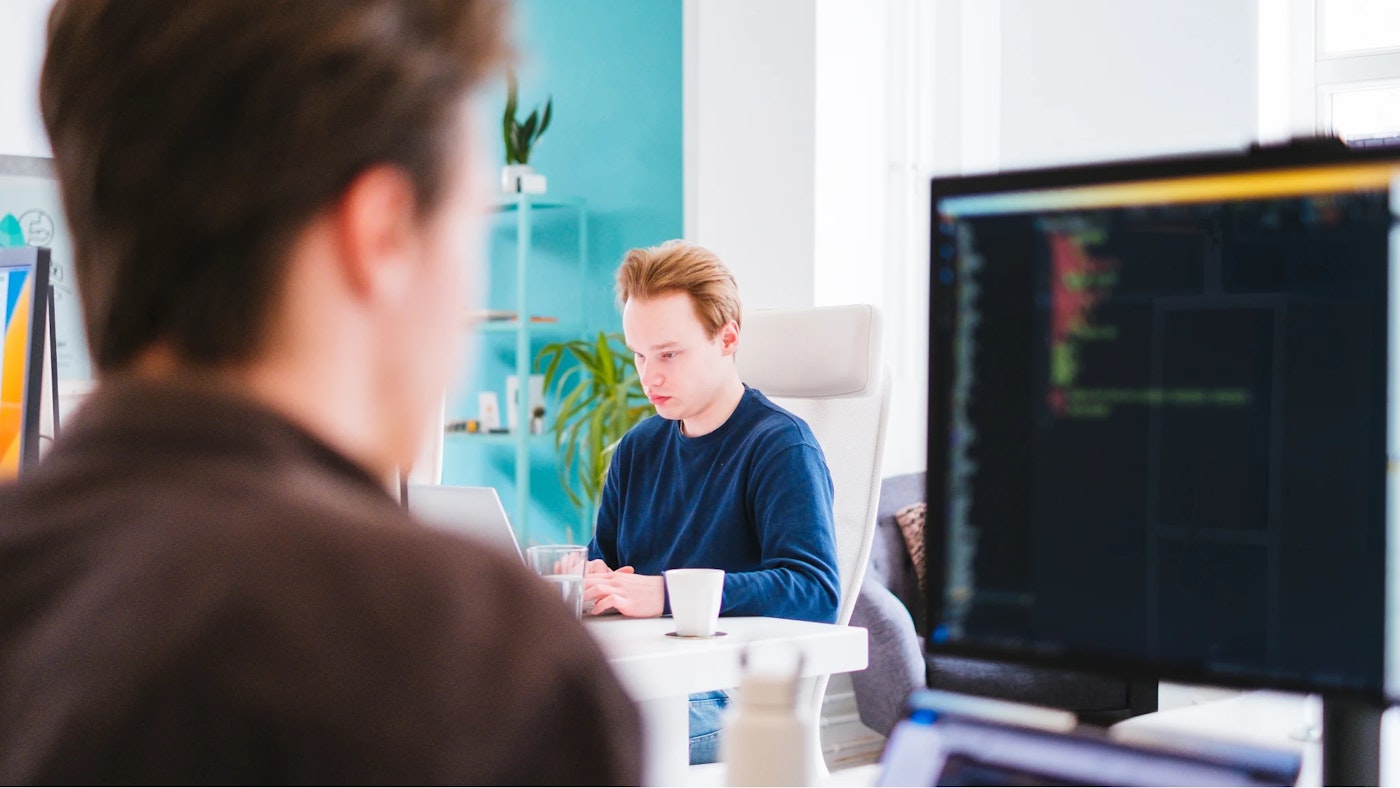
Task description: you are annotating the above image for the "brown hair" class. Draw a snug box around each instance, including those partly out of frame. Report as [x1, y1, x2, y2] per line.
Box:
[614, 240, 742, 338]
[40, 0, 509, 372]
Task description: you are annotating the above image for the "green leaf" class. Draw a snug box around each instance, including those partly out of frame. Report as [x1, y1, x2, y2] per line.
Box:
[595, 334, 616, 386]
[538, 97, 553, 139]
[531, 332, 649, 519]
[554, 385, 586, 429]
[503, 69, 520, 163]
[565, 343, 593, 366]
[536, 343, 565, 381]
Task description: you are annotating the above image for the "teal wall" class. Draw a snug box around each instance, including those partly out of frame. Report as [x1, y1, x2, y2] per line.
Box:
[443, 0, 683, 546]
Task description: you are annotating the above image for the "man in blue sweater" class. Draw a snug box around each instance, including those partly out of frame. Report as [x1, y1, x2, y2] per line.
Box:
[583, 240, 840, 763]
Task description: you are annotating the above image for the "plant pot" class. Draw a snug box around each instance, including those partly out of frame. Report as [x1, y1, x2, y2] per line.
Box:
[501, 164, 547, 194]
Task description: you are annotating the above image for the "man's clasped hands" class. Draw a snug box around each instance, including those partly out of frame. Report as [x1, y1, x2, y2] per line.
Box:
[585, 561, 666, 618]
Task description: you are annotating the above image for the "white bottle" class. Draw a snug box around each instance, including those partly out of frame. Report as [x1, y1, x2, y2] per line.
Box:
[723, 655, 813, 787]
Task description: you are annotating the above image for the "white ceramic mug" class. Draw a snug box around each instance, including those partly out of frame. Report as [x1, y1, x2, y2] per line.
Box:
[664, 568, 725, 636]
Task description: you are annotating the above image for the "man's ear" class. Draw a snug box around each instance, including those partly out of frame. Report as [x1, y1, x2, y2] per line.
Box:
[719, 320, 740, 357]
[331, 165, 419, 301]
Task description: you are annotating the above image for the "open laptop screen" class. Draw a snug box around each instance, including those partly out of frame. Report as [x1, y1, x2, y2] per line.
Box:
[404, 483, 525, 562]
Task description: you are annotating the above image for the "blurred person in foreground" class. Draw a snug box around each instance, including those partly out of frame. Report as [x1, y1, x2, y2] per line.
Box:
[0, 0, 641, 783]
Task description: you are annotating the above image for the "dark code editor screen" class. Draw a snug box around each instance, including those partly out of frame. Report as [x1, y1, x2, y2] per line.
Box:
[933, 179, 1394, 693]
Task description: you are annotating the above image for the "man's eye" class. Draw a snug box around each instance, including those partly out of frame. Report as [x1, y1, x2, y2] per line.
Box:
[662, 352, 677, 360]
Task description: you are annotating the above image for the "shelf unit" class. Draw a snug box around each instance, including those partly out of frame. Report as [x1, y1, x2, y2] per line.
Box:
[456, 194, 587, 544]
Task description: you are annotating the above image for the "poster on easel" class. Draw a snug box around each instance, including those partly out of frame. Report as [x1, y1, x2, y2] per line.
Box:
[0, 247, 49, 479]
[0, 154, 92, 393]
[0, 266, 11, 473]
[0, 155, 96, 457]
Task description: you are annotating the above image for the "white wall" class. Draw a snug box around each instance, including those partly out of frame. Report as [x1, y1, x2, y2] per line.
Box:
[814, 0, 933, 478]
[685, 0, 816, 310]
[685, 0, 932, 476]
[680, 0, 1266, 479]
[812, 1, 888, 310]
[996, 0, 1259, 170]
[1, 0, 53, 157]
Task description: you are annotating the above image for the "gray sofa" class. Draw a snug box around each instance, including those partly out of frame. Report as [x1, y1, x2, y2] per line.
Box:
[848, 472, 1158, 736]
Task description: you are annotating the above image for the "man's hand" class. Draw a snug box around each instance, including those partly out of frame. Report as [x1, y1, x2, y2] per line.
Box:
[584, 565, 665, 618]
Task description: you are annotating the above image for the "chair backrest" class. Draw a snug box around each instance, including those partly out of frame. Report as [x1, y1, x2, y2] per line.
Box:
[735, 304, 890, 628]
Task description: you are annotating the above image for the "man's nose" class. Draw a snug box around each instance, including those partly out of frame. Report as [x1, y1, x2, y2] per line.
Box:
[642, 365, 663, 388]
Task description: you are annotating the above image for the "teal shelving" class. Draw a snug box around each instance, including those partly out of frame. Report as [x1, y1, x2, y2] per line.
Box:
[444, 431, 555, 449]
[453, 194, 587, 545]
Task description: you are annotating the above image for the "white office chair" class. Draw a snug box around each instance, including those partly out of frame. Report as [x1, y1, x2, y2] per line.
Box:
[728, 303, 890, 780]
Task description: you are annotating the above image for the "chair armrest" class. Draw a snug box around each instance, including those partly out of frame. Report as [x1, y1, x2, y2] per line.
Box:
[848, 582, 925, 737]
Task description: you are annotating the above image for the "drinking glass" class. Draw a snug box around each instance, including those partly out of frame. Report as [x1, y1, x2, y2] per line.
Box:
[526, 544, 588, 619]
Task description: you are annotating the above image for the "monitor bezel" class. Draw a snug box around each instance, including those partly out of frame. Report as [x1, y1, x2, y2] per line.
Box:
[925, 141, 1400, 702]
[1, 245, 51, 479]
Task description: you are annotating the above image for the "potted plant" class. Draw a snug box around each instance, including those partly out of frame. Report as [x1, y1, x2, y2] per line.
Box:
[535, 332, 650, 531]
[502, 68, 552, 194]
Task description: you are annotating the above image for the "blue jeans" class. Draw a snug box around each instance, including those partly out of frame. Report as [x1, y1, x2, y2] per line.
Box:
[689, 689, 730, 764]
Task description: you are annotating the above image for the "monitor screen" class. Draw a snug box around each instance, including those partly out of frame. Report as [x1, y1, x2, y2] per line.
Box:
[926, 146, 1400, 699]
[1, 246, 51, 480]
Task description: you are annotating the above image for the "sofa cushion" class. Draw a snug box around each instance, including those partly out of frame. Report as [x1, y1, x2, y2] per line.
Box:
[869, 472, 925, 624]
[894, 502, 926, 594]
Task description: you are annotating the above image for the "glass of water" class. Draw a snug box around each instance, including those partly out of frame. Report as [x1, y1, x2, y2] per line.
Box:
[525, 544, 587, 619]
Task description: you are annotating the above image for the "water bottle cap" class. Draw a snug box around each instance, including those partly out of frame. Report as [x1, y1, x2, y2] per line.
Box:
[738, 643, 804, 706]
[740, 670, 800, 706]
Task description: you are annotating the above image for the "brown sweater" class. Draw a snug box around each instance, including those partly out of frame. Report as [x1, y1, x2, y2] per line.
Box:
[0, 377, 642, 785]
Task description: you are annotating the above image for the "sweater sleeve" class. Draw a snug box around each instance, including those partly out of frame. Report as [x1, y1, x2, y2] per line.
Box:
[719, 442, 840, 623]
[587, 433, 626, 567]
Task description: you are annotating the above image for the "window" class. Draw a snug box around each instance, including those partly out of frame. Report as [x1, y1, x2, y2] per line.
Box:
[1318, 0, 1400, 56]
[1313, 0, 1400, 144]
[1326, 81, 1400, 145]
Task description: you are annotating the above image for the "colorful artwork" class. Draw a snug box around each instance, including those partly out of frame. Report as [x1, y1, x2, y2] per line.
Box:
[1, 265, 33, 479]
[0, 157, 91, 383]
[0, 214, 24, 247]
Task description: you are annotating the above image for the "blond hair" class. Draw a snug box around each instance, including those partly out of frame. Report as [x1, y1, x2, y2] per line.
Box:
[614, 240, 742, 337]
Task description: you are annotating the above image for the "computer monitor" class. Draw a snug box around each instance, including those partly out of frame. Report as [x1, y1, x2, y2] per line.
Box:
[1, 246, 52, 480]
[925, 142, 1400, 784]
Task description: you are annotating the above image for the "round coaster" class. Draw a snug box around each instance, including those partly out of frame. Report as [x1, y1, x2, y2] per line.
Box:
[665, 631, 728, 639]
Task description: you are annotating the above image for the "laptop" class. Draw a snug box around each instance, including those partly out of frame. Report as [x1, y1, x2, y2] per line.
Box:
[876, 690, 1301, 787]
[404, 484, 524, 563]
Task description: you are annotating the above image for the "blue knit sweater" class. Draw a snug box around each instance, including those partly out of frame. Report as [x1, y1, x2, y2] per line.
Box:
[588, 386, 839, 623]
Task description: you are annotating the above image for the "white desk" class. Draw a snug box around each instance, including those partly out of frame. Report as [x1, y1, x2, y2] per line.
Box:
[1112, 690, 1319, 784]
[586, 616, 869, 786]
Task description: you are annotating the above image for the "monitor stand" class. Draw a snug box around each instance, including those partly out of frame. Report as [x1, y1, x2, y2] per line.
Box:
[1322, 695, 1382, 786]
[46, 283, 59, 437]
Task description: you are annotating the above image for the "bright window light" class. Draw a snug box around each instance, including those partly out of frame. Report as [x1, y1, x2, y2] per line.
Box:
[1319, 0, 1400, 56]
[1328, 82, 1400, 141]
